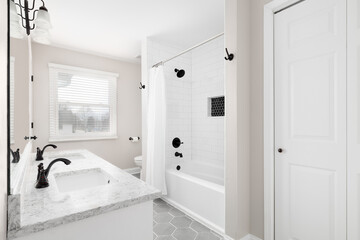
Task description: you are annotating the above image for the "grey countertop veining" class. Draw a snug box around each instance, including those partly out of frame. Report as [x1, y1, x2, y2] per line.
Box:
[8, 149, 160, 239]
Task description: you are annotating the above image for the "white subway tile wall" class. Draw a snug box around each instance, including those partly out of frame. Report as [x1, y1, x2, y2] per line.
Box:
[191, 37, 224, 170]
[147, 39, 192, 168]
[146, 36, 224, 177]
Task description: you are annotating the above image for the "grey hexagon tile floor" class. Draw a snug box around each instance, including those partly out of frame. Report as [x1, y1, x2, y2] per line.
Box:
[153, 198, 223, 240]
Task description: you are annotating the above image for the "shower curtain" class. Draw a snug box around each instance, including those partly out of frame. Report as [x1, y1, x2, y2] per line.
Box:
[146, 65, 167, 195]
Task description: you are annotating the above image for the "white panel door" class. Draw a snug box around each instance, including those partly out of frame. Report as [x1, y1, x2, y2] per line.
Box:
[274, 0, 347, 239]
[347, 0, 360, 239]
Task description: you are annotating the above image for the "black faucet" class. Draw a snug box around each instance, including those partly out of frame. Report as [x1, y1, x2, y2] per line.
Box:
[175, 152, 183, 158]
[10, 148, 20, 163]
[36, 144, 57, 161]
[36, 158, 71, 189]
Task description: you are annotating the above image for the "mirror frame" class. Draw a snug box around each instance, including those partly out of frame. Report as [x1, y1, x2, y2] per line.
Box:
[7, 0, 10, 196]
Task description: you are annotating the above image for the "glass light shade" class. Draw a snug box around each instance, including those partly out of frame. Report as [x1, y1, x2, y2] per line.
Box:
[32, 27, 50, 45]
[9, 0, 24, 39]
[32, 35, 51, 45]
[35, 8, 52, 29]
[9, 1, 19, 21]
[10, 21, 24, 39]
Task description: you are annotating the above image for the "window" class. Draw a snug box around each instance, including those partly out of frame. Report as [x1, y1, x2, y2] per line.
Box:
[49, 64, 118, 142]
[10, 57, 15, 144]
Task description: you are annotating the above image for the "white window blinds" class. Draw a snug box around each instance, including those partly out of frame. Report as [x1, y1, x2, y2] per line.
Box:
[10, 57, 15, 144]
[49, 64, 118, 142]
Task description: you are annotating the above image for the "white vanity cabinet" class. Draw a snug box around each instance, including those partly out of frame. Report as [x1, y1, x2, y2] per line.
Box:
[13, 201, 153, 240]
[8, 150, 159, 240]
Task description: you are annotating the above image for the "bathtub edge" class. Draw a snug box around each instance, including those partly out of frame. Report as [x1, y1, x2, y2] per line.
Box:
[162, 196, 225, 237]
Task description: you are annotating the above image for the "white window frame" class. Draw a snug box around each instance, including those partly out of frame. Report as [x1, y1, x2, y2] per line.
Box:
[10, 56, 15, 144]
[49, 63, 118, 142]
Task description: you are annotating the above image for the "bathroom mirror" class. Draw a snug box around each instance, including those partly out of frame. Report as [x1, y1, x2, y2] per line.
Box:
[9, 37, 31, 152]
[9, 37, 32, 193]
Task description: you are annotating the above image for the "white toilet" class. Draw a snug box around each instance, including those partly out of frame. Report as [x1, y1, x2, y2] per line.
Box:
[134, 155, 142, 168]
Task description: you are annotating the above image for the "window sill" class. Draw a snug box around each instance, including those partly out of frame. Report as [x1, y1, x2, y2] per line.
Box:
[49, 136, 118, 143]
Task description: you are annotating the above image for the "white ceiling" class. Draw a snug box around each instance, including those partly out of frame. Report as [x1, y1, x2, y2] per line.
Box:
[45, 0, 224, 62]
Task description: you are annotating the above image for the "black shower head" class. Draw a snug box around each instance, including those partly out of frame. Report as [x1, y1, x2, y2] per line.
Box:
[175, 68, 185, 78]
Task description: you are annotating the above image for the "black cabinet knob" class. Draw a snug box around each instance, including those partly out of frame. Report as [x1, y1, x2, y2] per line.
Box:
[278, 148, 283, 153]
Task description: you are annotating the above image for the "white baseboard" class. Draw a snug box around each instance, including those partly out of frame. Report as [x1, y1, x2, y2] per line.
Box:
[240, 234, 263, 240]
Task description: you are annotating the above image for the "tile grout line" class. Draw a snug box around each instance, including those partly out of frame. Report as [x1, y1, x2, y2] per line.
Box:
[153, 201, 222, 240]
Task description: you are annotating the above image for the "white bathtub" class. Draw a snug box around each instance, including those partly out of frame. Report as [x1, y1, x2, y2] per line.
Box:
[164, 165, 225, 233]
[175, 161, 224, 186]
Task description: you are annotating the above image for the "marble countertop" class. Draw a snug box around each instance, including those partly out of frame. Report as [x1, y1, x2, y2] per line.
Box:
[8, 149, 160, 239]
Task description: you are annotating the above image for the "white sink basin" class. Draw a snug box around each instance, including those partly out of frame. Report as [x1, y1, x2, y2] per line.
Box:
[54, 168, 117, 193]
[60, 153, 86, 160]
[44, 153, 86, 161]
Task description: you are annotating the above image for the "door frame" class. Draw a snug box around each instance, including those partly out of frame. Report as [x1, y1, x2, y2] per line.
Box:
[263, 1, 305, 240]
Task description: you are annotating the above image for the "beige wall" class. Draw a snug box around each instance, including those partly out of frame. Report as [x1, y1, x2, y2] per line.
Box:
[236, 0, 251, 238]
[32, 43, 142, 169]
[249, 0, 272, 239]
[0, 0, 8, 238]
[225, 0, 251, 239]
[10, 38, 29, 153]
[226, 0, 273, 239]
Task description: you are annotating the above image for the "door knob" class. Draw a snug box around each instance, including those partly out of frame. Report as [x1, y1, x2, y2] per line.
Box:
[278, 148, 283, 153]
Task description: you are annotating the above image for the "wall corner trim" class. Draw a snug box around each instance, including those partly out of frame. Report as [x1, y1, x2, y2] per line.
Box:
[225, 233, 263, 240]
[239, 234, 263, 240]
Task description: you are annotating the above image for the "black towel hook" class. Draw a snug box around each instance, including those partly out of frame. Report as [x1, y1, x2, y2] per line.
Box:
[139, 82, 145, 90]
[224, 48, 234, 61]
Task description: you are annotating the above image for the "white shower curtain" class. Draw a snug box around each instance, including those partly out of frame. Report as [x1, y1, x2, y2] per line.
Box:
[146, 65, 167, 195]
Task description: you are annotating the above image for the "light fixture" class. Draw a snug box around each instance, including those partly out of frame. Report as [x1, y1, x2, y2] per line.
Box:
[10, 0, 52, 44]
[10, 1, 24, 39]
